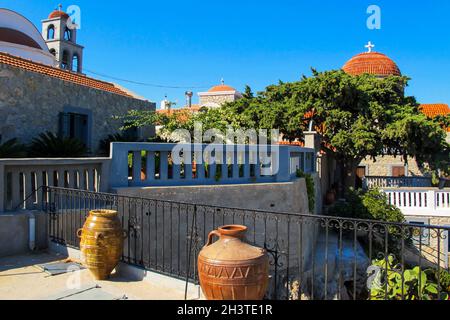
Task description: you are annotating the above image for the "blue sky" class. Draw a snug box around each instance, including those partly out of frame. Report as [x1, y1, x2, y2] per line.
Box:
[2, 0, 450, 107]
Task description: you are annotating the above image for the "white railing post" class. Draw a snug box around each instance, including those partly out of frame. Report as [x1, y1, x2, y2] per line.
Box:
[109, 143, 130, 188]
[275, 146, 290, 182]
[427, 190, 437, 211]
[132, 151, 142, 183]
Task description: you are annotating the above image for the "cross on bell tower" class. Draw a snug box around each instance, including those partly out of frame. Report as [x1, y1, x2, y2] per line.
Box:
[42, 5, 84, 73]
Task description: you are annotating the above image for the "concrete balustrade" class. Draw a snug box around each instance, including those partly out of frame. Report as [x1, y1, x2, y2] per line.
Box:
[0, 143, 316, 212]
[109, 142, 316, 188]
[381, 188, 450, 216]
[0, 158, 110, 212]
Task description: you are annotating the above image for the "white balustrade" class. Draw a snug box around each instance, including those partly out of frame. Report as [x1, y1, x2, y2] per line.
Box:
[381, 188, 450, 216]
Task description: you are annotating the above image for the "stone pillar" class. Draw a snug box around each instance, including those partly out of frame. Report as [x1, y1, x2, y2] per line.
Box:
[304, 131, 321, 151]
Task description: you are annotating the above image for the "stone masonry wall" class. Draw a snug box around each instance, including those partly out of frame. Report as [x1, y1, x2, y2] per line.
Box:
[405, 215, 450, 269]
[199, 93, 237, 106]
[0, 64, 155, 153]
[360, 155, 424, 176]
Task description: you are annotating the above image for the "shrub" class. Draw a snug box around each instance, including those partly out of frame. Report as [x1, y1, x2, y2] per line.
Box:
[296, 169, 315, 213]
[28, 131, 88, 157]
[328, 188, 407, 256]
[368, 255, 449, 300]
[98, 132, 142, 156]
[0, 138, 27, 158]
[328, 188, 405, 223]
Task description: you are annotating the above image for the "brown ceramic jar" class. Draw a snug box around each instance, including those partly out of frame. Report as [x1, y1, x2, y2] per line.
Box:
[77, 209, 126, 280]
[198, 225, 269, 300]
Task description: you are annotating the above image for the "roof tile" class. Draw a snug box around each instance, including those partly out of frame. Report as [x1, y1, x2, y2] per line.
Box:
[0, 52, 132, 97]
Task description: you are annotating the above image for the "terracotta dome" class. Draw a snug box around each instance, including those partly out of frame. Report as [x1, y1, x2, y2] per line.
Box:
[342, 52, 401, 77]
[48, 10, 69, 19]
[208, 84, 236, 92]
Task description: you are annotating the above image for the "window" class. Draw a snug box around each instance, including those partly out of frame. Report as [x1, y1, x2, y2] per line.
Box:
[391, 165, 406, 177]
[59, 112, 88, 146]
[47, 25, 55, 40]
[72, 54, 79, 72]
[355, 166, 367, 189]
[61, 50, 70, 69]
[64, 27, 72, 41]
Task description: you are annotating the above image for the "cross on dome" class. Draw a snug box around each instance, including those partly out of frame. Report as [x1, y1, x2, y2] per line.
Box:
[365, 41, 375, 53]
[220, 78, 225, 85]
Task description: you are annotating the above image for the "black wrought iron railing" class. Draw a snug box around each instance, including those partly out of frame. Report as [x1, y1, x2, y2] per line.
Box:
[44, 186, 450, 300]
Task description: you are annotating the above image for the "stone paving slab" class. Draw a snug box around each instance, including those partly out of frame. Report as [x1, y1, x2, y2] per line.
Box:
[0, 251, 201, 300]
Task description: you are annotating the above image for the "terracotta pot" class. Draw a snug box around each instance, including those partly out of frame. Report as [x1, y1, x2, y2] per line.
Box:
[198, 225, 269, 300]
[77, 209, 127, 280]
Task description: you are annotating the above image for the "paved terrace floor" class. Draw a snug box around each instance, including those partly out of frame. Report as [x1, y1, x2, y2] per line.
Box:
[0, 252, 200, 300]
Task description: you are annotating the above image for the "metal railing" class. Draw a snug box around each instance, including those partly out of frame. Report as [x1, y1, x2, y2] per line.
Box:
[44, 186, 450, 300]
[363, 176, 432, 189]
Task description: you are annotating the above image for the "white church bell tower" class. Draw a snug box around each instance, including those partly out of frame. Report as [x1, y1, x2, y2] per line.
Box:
[42, 4, 84, 73]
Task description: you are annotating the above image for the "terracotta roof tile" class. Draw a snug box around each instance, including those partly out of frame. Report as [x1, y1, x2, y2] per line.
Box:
[343, 52, 401, 77]
[0, 52, 133, 97]
[420, 104, 450, 132]
[420, 104, 449, 118]
[208, 84, 236, 92]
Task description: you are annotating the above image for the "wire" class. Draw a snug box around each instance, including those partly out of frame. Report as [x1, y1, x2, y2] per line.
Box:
[83, 68, 211, 89]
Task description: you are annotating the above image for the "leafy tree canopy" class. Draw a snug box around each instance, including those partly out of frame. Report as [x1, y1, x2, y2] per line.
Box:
[119, 69, 450, 186]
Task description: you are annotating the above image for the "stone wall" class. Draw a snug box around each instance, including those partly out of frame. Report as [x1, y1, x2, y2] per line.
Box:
[0, 64, 155, 154]
[199, 93, 238, 106]
[0, 211, 47, 257]
[360, 155, 424, 176]
[405, 215, 450, 269]
[114, 178, 311, 214]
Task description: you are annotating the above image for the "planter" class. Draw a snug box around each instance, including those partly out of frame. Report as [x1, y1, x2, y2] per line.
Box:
[198, 225, 269, 300]
[77, 209, 127, 280]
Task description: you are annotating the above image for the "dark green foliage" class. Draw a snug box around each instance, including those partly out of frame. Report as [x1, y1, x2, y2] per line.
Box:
[369, 255, 450, 300]
[328, 189, 407, 256]
[0, 138, 27, 158]
[99, 132, 142, 156]
[328, 188, 405, 223]
[28, 131, 88, 157]
[296, 169, 315, 213]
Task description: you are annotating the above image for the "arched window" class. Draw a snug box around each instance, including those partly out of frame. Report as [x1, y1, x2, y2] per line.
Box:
[72, 54, 79, 72]
[47, 25, 55, 40]
[61, 50, 70, 70]
[64, 27, 72, 41]
[49, 48, 56, 56]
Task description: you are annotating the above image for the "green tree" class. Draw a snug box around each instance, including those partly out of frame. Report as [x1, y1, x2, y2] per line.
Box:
[220, 70, 448, 192]
[118, 70, 449, 192]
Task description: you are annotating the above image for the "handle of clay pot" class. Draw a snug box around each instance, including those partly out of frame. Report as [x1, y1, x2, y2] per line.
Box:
[76, 228, 83, 238]
[95, 232, 104, 245]
[205, 230, 221, 246]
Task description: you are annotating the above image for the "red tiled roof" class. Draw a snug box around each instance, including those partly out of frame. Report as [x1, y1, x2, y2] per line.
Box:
[208, 84, 236, 92]
[420, 104, 449, 118]
[0, 52, 133, 97]
[420, 104, 450, 132]
[343, 52, 401, 77]
[278, 141, 305, 147]
[48, 10, 69, 19]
